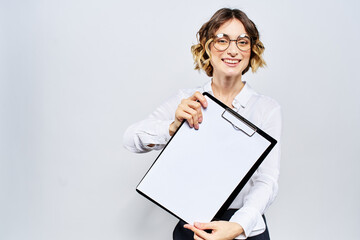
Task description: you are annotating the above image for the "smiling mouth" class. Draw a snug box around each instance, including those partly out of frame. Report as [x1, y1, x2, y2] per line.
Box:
[222, 59, 241, 64]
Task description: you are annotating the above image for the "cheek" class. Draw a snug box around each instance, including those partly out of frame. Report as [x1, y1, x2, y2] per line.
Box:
[242, 52, 251, 64]
[209, 46, 222, 60]
[209, 51, 221, 67]
[209, 51, 223, 64]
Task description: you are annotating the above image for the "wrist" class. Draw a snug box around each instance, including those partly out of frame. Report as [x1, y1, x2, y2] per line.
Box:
[169, 121, 176, 136]
[233, 222, 244, 237]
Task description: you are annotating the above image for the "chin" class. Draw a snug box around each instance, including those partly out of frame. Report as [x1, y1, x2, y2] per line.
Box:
[223, 70, 243, 78]
[213, 65, 245, 79]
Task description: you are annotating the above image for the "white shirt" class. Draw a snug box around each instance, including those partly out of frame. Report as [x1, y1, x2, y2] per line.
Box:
[123, 80, 282, 239]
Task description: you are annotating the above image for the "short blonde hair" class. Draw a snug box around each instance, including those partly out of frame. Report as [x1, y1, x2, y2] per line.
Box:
[191, 8, 266, 77]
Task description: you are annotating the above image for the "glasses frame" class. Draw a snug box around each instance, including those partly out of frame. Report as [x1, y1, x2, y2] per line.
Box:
[212, 33, 252, 52]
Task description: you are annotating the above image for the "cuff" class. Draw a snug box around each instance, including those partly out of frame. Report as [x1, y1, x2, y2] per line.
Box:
[155, 119, 173, 144]
[137, 120, 173, 150]
[229, 206, 266, 239]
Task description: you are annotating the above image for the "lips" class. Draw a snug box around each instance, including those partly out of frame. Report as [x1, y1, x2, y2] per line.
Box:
[222, 58, 241, 66]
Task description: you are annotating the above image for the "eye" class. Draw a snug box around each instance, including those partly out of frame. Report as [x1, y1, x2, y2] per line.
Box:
[237, 38, 249, 45]
[216, 38, 229, 45]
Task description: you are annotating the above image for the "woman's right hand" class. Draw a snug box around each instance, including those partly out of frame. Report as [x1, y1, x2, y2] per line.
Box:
[169, 91, 208, 136]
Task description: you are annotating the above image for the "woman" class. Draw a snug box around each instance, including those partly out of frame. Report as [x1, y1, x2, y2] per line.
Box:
[123, 8, 281, 240]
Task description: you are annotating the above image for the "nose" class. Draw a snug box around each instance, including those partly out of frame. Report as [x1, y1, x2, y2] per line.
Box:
[227, 40, 239, 57]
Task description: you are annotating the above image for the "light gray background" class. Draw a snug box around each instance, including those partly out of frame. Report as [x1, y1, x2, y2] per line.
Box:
[1, 0, 359, 239]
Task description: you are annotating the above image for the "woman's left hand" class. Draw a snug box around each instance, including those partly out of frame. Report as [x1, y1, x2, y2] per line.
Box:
[184, 221, 244, 240]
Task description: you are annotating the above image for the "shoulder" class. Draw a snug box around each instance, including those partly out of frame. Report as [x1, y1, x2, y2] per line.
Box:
[253, 93, 281, 111]
[247, 89, 282, 127]
[241, 83, 280, 112]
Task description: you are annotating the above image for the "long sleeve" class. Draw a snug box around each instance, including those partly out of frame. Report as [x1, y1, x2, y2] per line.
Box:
[123, 90, 191, 153]
[230, 105, 282, 239]
[123, 81, 282, 239]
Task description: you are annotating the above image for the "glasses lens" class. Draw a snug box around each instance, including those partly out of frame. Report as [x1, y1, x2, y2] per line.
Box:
[237, 37, 251, 51]
[213, 35, 230, 51]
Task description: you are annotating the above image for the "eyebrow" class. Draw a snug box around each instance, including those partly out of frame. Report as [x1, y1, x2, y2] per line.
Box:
[216, 33, 250, 39]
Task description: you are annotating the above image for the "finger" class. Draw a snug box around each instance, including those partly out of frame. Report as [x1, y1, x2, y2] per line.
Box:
[189, 91, 208, 108]
[180, 104, 200, 129]
[194, 221, 217, 230]
[184, 224, 210, 239]
[194, 234, 205, 240]
[186, 100, 203, 123]
[175, 110, 194, 127]
[189, 92, 207, 109]
[184, 223, 192, 229]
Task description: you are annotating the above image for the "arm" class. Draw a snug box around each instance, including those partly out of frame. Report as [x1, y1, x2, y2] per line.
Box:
[184, 221, 244, 240]
[123, 90, 208, 153]
[122, 91, 181, 153]
[230, 105, 282, 239]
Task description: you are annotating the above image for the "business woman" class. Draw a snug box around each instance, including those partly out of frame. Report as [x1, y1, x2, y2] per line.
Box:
[123, 8, 281, 240]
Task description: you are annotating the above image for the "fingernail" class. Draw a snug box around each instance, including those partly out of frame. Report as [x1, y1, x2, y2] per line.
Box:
[199, 116, 203, 122]
[195, 124, 199, 130]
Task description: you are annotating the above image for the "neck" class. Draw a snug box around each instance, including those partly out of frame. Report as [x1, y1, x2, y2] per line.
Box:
[211, 74, 245, 108]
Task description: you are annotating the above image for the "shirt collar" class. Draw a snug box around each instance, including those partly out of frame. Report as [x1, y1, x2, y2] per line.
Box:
[202, 80, 213, 94]
[202, 79, 256, 109]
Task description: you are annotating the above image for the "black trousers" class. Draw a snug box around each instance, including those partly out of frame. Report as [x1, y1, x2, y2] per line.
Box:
[173, 209, 270, 240]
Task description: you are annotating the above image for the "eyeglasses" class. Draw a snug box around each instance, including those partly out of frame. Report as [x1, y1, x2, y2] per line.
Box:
[213, 33, 251, 52]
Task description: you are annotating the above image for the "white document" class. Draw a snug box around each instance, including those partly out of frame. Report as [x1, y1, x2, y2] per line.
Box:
[136, 93, 276, 224]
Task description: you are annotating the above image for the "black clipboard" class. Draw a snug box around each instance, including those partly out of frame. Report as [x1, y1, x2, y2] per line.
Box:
[136, 92, 277, 224]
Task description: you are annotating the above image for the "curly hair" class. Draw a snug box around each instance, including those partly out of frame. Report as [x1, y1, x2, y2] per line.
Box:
[191, 8, 266, 77]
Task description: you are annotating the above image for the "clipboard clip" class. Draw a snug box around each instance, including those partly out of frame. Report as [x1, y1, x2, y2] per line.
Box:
[221, 109, 256, 137]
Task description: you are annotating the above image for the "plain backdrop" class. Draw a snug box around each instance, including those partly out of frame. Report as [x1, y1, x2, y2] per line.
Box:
[1, 0, 359, 239]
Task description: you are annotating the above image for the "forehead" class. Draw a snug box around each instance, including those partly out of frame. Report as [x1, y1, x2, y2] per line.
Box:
[214, 18, 247, 38]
